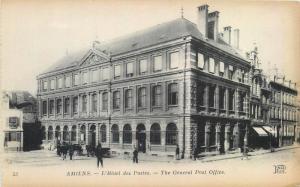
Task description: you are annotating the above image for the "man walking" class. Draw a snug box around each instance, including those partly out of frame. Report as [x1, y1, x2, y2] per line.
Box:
[133, 147, 138, 163]
[96, 143, 103, 168]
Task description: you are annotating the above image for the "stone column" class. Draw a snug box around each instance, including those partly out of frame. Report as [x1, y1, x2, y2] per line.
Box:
[147, 84, 151, 113]
[62, 96, 65, 117]
[235, 88, 240, 116]
[47, 98, 50, 118]
[86, 124, 89, 145]
[96, 123, 99, 145]
[205, 122, 211, 152]
[97, 92, 100, 117]
[225, 88, 229, 116]
[215, 85, 220, 115]
[76, 124, 80, 144]
[45, 129, 49, 143]
[87, 93, 91, 117]
[162, 82, 167, 111]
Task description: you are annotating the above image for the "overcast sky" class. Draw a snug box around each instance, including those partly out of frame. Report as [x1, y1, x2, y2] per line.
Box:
[1, 0, 299, 95]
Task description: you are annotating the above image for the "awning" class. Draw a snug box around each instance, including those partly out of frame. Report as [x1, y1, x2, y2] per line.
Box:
[252, 127, 268, 136]
[262, 126, 276, 135]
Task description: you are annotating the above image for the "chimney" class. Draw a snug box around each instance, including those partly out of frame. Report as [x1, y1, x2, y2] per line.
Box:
[223, 26, 232, 45]
[233, 29, 240, 49]
[196, 5, 209, 38]
[207, 11, 219, 40]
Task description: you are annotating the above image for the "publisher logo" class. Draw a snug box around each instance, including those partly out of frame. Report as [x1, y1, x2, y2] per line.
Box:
[273, 164, 286, 174]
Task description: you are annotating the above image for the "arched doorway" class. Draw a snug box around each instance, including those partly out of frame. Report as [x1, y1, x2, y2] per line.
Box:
[136, 124, 146, 153]
[89, 124, 96, 147]
[55, 126, 61, 141]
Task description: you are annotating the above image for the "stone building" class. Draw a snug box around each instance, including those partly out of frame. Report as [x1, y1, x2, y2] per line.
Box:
[269, 76, 298, 147]
[37, 4, 254, 158]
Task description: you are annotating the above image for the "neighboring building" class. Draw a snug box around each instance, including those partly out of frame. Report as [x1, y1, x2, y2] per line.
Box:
[1, 91, 39, 151]
[269, 76, 298, 147]
[296, 100, 300, 143]
[247, 47, 272, 149]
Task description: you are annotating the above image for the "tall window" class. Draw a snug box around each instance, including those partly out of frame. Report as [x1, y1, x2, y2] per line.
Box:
[153, 55, 162, 72]
[91, 94, 97, 112]
[197, 83, 205, 107]
[102, 92, 108, 110]
[64, 98, 70, 114]
[102, 67, 109, 81]
[43, 81, 48, 91]
[125, 89, 132, 109]
[169, 52, 179, 69]
[91, 69, 99, 82]
[82, 72, 88, 84]
[229, 90, 235, 111]
[197, 52, 205, 69]
[166, 123, 178, 145]
[168, 83, 178, 105]
[114, 65, 121, 79]
[123, 124, 132, 144]
[42, 101, 47, 115]
[113, 91, 120, 109]
[73, 97, 78, 113]
[71, 126, 76, 141]
[209, 85, 215, 108]
[56, 99, 62, 114]
[138, 87, 146, 108]
[49, 100, 54, 115]
[197, 124, 205, 146]
[111, 124, 119, 143]
[126, 62, 133, 77]
[139, 59, 147, 74]
[228, 65, 234, 80]
[150, 123, 161, 145]
[209, 58, 215, 73]
[100, 125, 106, 143]
[152, 85, 161, 107]
[219, 61, 225, 77]
[65, 76, 71, 88]
[57, 78, 63, 89]
[82, 95, 87, 112]
[219, 87, 225, 110]
[74, 74, 79, 86]
[48, 126, 53, 140]
[50, 79, 55, 90]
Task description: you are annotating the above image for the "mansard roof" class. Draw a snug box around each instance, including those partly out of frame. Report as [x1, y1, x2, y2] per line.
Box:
[41, 18, 248, 75]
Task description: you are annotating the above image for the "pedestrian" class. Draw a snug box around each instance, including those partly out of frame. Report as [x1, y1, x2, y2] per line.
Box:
[69, 144, 74, 160]
[96, 143, 103, 168]
[57, 141, 61, 156]
[62, 143, 67, 160]
[133, 147, 138, 163]
[175, 145, 180, 160]
[193, 148, 197, 161]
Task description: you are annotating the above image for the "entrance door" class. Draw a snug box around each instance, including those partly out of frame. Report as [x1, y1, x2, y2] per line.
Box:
[136, 124, 146, 153]
[89, 125, 96, 147]
[219, 126, 225, 154]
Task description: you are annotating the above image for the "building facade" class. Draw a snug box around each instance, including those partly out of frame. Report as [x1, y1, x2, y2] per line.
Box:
[269, 76, 298, 147]
[36, 4, 297, 158]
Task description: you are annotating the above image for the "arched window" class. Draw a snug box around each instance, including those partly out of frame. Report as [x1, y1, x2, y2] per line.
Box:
[63, 126, 69, 141]
[166, 123, 178, 145]
[113, 91, 120, 109]
[41, 126, 46, 140]
[138, 87, 146, 107]
[80, 125, 86, 142]
[152, 86, 161, 106]
[168, 83, 178, 105]
[71, 125, 76, 141]
[111, 124, 119, 143]
[123, 124, 132, 144]
[55, 126, 61, 140]
[100, 125, 106, 143]
[125, 89, 133, 109]
[48, 126, 53, 140]
[150, 123, 161, 145]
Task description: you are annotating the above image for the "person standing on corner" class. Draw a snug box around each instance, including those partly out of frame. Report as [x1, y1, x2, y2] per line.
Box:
[96, 143, 103, 168]
[175, 144, 180, 160]
[133, 147, 138, 164]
